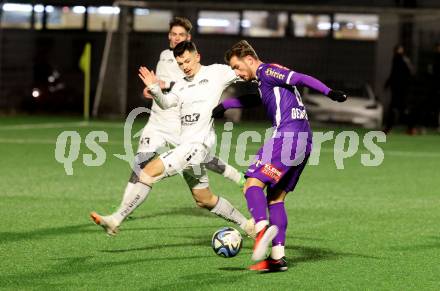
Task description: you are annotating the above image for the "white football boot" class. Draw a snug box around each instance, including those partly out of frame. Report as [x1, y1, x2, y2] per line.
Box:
[90, 212, 119, 236]
[252, 225, 279, 261]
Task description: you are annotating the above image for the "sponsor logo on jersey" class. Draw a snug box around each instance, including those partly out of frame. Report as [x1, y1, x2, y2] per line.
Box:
[188, 84, 196, 88]
[199, 79, 209, 85]
[181, 113, 201, 126]
[261, 163, 282, 182]
[265, 67, 285, 80]
[291, 107, 308, 120]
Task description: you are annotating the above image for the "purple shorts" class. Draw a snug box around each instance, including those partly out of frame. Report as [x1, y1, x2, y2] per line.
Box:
[245, 131, 311, 193]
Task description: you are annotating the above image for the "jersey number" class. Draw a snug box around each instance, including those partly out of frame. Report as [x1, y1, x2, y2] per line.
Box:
[181, 113, 200, 123]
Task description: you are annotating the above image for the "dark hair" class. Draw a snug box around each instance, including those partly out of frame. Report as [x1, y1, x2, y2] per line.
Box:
[169, 17, 192, 33]
[173, 41, 198, 58]
[224, 40, 259, 63]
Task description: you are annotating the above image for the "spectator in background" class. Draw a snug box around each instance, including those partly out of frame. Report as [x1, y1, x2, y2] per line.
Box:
[384, 44, 416, 134]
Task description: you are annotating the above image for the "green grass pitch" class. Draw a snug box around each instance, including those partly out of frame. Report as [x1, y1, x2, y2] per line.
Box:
[0, 115, 439, 290]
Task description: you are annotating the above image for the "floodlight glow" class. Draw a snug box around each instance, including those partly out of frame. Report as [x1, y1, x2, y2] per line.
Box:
[97, 6, 120, 14]
[241, 20, 251, 28]
[198, 18, 230, 27]
[317, 22, 331, 30]
[135, 8, 150, 16]
[32, 89, 40, 98]
[73, 6, 86, 14]
[45, 5, 54, 13]
[34, 5, 44, 13]
[2, 3, 32, 12]
[356, 24, 371, 31]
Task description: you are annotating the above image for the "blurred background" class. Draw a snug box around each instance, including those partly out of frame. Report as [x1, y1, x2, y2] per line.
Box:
[1, 0, 440, 131]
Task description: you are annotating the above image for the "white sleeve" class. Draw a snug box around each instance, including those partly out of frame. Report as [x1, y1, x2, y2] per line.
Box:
[216, 64, 239, 87]
[147, 83, 178, 109]
[155, 52, 173, 88]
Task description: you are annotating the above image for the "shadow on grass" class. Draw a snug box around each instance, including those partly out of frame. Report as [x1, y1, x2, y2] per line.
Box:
[124, 225, 218, 232]
[0, 223, 94, 244]
[287, 235, 327, 242]
[218, 266, 248, 271]
[0, 207, 222, 244]
[99, 238, 210, 253]
[215, 245, 380, 274]
[148, 271, 249, 290]
[287, 245, 380, 264]
[0, 254, 212, 288]
[389, 236, 440, 252]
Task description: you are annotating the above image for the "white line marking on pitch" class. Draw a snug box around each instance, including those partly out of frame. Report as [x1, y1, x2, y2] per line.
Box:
[0, 122, 124, 130]
[0, 138, 122, 145]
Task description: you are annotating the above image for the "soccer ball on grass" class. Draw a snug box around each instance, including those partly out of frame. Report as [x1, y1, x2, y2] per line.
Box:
[211, 227, 242, 258]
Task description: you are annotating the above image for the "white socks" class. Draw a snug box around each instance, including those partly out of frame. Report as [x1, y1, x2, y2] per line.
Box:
[112, 182, 151, 225]
[120, 182, 136, 208]
[210, 197, 247, 228]
[271, 245, 285, 260]
[223, 165, 242, 184]
[255, 220, 269, 233]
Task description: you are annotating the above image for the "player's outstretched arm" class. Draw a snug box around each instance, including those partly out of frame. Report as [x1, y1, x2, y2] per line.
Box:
[288, 72, 347, 102]
[212, 94, 261, 118]
[138, 66, 178, 109]
[326, 90, 347, 102]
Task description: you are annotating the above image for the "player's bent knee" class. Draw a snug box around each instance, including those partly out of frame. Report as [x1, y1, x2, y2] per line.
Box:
[129, 152, 156, 183]
[267, 189, 287, 204]
[243, 178, 265, 194]
[136, 152, 156, 169]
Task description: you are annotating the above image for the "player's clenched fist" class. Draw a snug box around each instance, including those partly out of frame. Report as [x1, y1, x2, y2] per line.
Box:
[138, 66, 158, 87]
[327, 90, 348, 102]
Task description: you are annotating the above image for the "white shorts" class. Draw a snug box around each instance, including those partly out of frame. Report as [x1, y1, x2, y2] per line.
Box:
[159, 143, 210, 189]
[137, 123, 180, 154]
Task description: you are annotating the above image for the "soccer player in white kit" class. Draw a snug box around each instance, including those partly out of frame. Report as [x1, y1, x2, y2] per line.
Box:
[90, 37, 253, 237]
[142, 17, 244, 186]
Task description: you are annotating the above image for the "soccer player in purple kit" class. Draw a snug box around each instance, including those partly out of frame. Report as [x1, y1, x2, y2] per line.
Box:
[213, 40, 347, 272]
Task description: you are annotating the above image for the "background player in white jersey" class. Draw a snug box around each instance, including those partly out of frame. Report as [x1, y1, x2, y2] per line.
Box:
[91, 41, 254, 238]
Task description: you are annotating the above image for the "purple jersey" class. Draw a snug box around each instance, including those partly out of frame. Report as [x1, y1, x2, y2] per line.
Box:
[243, 63, 331, 192]
[256, 63, 330, 134]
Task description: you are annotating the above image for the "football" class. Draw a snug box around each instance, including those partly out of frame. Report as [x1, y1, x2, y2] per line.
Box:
[211, 227, 243, 258]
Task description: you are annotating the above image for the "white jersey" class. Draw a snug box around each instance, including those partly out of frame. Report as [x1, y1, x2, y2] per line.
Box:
[147, 49, 185, 135]
[150, 64, 237, 149]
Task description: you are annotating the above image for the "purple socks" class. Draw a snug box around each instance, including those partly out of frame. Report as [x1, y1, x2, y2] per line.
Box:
[245, 186, 268, 223]
[245, 186, 288, 246]
[269, 202, 287, 246]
